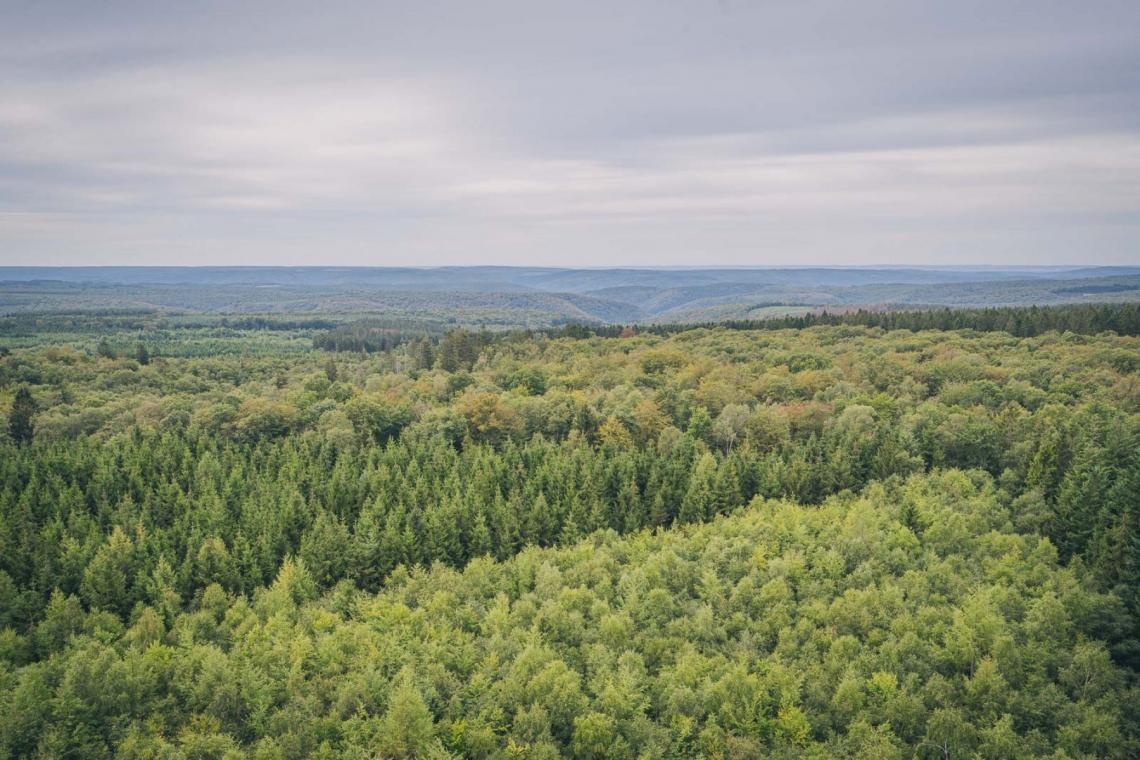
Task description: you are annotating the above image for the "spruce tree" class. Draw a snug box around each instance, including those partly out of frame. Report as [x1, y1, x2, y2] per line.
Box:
[8, 386, 36, 445]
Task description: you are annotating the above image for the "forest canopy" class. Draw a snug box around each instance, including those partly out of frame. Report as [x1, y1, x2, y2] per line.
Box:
[1, 306, 1138, 758]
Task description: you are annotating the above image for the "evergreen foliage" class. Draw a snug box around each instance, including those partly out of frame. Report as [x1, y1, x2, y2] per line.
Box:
[7, 386, 35, 444]
[1, 312, 1138, 756]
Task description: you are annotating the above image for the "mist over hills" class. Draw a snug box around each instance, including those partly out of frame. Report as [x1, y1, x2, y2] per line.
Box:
[2, 266, 1139, 326]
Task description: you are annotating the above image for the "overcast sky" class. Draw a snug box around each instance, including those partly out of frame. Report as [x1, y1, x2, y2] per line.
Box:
[1, 0, 1138, 266]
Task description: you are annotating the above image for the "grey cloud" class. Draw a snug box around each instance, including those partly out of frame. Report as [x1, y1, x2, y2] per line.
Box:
[0, 0, 1138, 265]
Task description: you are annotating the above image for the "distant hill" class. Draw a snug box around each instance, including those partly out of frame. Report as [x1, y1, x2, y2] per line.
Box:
[2, 266, 1138, 325]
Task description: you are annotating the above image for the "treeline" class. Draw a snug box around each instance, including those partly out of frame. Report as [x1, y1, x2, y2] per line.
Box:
[312, 320, 452, 353]
[0, 310, 162, 336]
[1, 312, 342, 336]
[310, 303, 1140, 365]
[640, 302, 1140, 338]
[217, 316, 339, 331]
[314, 324, 510, 370]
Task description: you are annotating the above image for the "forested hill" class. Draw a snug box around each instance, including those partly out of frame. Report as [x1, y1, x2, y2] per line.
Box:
[3, 266, 1139, 325]
[2, 318, 1139, 756]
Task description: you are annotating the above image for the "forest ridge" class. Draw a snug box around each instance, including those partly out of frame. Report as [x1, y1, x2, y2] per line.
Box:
[3, 266, 1140, 326]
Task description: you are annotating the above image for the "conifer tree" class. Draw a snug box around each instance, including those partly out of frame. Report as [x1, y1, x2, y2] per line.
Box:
[378, 669, 436, 758]
[8, 386, 36, 445]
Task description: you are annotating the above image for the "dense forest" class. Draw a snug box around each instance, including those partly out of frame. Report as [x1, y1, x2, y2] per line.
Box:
[310, 302, 1140, 355]
[2, 306, 1139, 757]
[643, 303, 1140, 339]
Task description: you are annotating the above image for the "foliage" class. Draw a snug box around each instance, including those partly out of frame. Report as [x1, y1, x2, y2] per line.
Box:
[1, 473, 1137, 757]
[1, 310, 1139, 756]
[644, 302, 1140, 338]
[7, 385, 35, 444]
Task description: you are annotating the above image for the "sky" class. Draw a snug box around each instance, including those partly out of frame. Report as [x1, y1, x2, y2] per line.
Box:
[1, 0, 1138, 267]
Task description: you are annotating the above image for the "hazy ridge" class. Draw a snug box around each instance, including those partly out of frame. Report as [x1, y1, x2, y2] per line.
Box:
[2, 266, 1139, 326]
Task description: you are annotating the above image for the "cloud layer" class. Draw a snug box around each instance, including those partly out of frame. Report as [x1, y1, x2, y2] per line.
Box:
[2, 1, 1138, 265]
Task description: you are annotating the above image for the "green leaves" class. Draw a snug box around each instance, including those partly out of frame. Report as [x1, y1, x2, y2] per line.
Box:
[3, 315, 1140, 757]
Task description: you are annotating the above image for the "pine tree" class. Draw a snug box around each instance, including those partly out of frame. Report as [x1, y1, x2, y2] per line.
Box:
[415, 337, 434, 371]
[619, 477, 645, 533]
[81, 527, 136, 616]
[467, 512, 493, 558]
[8, 386, 36, 445]
[712, 461, 742, 515]
[145, 556, 182, 625]
[378, 669, 436, 758]
[96, 339, 116, 359]
[679, 453, 717, 524]
[300, 510, 350, 586]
